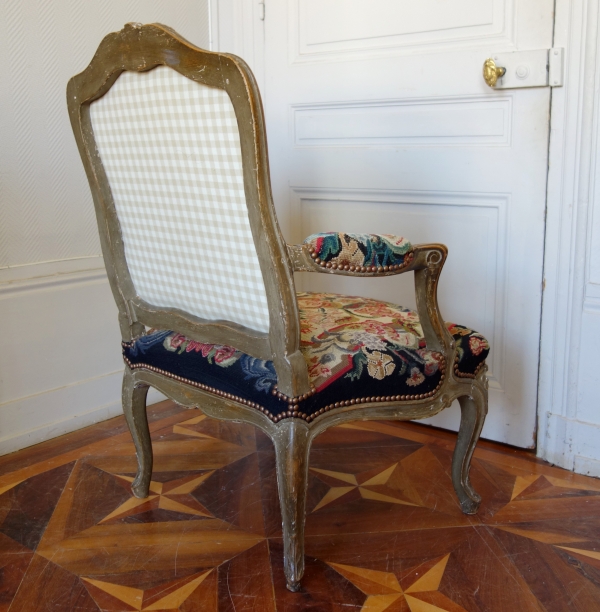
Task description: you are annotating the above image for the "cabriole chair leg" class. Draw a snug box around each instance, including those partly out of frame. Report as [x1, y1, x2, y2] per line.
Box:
[122, 368, 152, 499]
[273, 419, 311, 592]
[452, 393, 488, 514]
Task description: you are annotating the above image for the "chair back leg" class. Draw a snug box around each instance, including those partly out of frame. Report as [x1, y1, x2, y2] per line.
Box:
[122, 368, 152, 498]
[272, 419, 311, 592]
[452, 391, 488, 514]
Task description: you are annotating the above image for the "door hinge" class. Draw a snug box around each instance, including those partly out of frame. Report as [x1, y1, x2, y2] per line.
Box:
[548, 48, 564, 87]
[485, 48, 564, 89]
[259, 1, 265, 20]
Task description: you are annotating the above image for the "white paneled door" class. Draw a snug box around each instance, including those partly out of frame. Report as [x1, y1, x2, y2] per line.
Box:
[262, 0, 555, 447]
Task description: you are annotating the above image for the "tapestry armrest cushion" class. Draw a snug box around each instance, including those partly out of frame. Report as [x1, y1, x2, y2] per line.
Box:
[303, 232, 413, 273]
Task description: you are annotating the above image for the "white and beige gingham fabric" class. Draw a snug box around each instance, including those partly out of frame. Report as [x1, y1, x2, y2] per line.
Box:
[90, 66, 270, 333]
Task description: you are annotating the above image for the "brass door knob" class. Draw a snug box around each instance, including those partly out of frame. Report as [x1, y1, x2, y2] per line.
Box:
[483, 58, 506, 88]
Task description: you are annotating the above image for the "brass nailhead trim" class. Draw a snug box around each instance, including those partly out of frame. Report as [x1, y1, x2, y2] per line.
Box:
[122, 354, 299, 422]
[308, 246, 414, 274]
[122, 349, 447, 424]
[271, 384, 316, 403]
[303, 369, 446, 423]
[453, 355, 486, 379]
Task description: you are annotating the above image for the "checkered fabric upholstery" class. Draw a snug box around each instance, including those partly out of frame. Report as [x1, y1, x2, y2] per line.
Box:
[90, 66, 270, 333]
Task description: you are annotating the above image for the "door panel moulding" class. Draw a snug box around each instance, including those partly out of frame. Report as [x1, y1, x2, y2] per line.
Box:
[289, 187, 510, 392]
[292, 96, 512, 148]
[290, 0, 516, 62]
[216, 0, 556, 454]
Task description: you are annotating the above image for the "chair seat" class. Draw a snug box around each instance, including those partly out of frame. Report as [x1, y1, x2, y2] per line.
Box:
[123, 292, 489, 423]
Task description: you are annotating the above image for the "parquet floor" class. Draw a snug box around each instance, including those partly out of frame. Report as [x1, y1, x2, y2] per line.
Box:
[1, 401, 599, 611]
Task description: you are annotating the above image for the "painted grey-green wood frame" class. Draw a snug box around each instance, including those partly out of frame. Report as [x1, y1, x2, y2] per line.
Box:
[68, 23, 488, 591]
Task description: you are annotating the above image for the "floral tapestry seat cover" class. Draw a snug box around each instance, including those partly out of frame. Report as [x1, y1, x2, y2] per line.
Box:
[123, 292, 489, 422]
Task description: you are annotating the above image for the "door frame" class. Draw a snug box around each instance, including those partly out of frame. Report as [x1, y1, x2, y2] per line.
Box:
[537, 0, 600, 475]
[211, 0, 599, 472]
[209, 0, 266, 92]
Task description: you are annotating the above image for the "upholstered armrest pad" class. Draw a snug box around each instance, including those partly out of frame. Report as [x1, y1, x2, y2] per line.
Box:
[304, 233, 413, 272]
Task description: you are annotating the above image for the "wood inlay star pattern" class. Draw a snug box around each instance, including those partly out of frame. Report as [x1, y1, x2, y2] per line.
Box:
[99, 471, 215, 523]
[328, 554, 465, 611]
[310, 463, 420, 511]
[1, 402, 599, 611]
[82, 569, 213, 610]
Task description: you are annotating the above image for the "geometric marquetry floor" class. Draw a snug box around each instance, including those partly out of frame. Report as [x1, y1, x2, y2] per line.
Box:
[1, 402, 600, 611]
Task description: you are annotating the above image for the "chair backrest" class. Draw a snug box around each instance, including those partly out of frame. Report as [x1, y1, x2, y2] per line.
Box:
[67, 23, 308, 396]
[89, 65, 270, 333]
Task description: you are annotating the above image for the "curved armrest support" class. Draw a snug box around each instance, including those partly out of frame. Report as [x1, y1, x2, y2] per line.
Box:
[288, 236, 454, 355]
[413, 246, 455, 354]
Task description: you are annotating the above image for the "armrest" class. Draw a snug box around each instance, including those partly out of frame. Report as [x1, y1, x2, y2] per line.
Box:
[292, 232, 414, 273]
[287, 233, 454, 354]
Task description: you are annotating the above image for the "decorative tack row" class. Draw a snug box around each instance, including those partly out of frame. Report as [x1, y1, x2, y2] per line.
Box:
[271, 383, 316, 404]
[121, 351, 448, 424]
[307, 246, 414, 273]
[453, 355, 487, 379]
[122, 354, 280, 417]
[299, 371, 446, 424]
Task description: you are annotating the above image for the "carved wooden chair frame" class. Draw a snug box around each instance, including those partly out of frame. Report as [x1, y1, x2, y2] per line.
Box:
[67, 23, 488, 592]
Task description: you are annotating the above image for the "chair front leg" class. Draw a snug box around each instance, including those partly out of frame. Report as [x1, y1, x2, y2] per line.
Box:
[122, 367, 152, 498]
[452, 392, 488, 514]
[273, 419, 311, 592]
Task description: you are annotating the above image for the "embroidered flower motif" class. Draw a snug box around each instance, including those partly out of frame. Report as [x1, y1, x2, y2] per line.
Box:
[447, 323, 473, 337]
[406, 367, 425, 387]
[469, 335, 488, 356]
[167, 333, 187, 351]
[214, 345, 238, 364]
[163, 334, 240, 366]
[199, 344, 216, 357]
[365, 350, 396, 380]
[185, 340, 213, 356]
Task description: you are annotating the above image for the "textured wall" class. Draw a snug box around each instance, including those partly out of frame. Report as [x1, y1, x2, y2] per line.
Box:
[0, 2, 209, 455]
[0, 0, 210, 269]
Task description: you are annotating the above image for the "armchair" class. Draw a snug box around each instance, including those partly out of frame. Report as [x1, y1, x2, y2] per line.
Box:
[67, 23, 489, 592]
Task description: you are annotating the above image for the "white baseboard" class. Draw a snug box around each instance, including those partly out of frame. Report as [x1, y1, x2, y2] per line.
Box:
[574, 455, 600, 478]
[0, 260, 171, 457]
[0, 370, 122, 456]
[539, 413, 600, 478]
[147, 388, 167, 405]
[0, 371, 169, 457]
